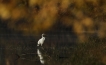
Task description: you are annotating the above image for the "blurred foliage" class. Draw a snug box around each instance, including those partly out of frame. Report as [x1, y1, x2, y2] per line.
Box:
[0, 0, 106, 40]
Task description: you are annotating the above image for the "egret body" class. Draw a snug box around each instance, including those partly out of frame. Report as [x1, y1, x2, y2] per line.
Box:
[37, 34, 45, 46]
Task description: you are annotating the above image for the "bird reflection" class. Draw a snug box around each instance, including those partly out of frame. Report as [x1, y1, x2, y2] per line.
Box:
[37, 47, 45, 64]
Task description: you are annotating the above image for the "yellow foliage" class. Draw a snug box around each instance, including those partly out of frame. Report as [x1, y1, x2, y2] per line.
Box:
[0, 0, 106, 39]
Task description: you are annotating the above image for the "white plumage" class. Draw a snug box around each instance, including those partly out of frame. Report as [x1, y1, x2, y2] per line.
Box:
[37, 34, 45, 46]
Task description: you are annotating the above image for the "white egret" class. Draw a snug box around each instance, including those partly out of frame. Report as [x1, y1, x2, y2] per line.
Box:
[37, 34, 45, 46]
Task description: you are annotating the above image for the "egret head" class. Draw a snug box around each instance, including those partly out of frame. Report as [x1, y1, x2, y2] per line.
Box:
[42, 33, 45, 37]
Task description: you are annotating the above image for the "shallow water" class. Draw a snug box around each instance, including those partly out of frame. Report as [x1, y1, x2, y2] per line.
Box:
[15, 47, 70, 65]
